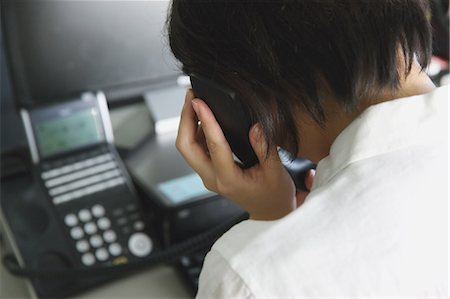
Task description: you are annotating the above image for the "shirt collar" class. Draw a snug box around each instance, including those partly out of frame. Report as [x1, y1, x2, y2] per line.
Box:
[312, 85, 448, 190]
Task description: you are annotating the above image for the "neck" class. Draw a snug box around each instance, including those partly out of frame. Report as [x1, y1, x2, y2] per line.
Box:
[297, 61, 436, 163]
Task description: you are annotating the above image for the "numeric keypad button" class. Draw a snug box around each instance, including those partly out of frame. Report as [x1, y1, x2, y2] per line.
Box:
[109, 243, 122, 256]
[70, 227, 84, 240]
[97, 217, 111, 230]
[95, 248, 109, 261]
[90, 235, 103, 248]
[84, 222, 97, 235]
[76, 240, 90, 253]
[91, 205, 105, 218]
[64, 214, 78, 227]
[103, 230, 117, 243]
[78, 209, 92, 222]
[81, 253, 95, 266]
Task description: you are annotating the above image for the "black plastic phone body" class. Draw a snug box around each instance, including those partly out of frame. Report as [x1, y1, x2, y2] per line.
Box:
[190, 74, 259, 169]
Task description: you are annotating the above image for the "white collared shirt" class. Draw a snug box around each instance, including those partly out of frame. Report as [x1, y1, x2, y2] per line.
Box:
[196, 85, 449, 299]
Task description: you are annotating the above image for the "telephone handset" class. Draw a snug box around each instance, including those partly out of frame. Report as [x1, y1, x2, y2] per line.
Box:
[190, 74, 315, 191]
[190, 73, 259, 169]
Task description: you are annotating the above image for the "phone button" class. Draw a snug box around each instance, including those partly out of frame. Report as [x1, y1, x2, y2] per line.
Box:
[109, 243, 122, 256]
[95, 248, 109, 262]
[70, 227, 84, 240]
[84, 222, 97, 235]
[76, 240, 90, 253]
[117, 217, 127, 226]
[97, 217, 111, 230]
[64, 214, 78, 227]
[78, 209, 92, 222]
[128, 233, 153, 257]
[133, 221, 145, 231]
[81, 253, 95, 266]
[103, 230, 117, 243]
[91, 204, 105, 217]
[90, 235, 103, 248]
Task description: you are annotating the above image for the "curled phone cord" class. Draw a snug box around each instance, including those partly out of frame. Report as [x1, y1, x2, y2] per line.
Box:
[2, 212, 249, 279]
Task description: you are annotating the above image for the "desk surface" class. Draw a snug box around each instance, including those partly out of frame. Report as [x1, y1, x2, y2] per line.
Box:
[1, 264, 193, 299]
[1, 223, 193, 299]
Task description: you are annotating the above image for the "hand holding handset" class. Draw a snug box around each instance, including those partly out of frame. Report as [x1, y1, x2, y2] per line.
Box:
[190, 74, 259, 169]
[189, 74, 315, 191]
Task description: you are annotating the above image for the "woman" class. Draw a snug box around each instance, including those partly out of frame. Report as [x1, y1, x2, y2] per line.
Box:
[168, 1, 448, 297]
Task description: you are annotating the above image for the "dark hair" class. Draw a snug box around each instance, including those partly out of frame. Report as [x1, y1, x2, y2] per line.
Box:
[167, 0, 432, 155]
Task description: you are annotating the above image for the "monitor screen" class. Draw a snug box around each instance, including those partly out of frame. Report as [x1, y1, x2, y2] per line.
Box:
[2, 1, 179, 104]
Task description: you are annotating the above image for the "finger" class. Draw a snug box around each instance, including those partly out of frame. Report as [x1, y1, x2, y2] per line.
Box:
[195, 123, 208, 154]
[295, 169, 315, 207]
[296, 190, 309, 207]
[304, 169, 316, 191]
[176, 90, 213, 174]
[191, 99, 238, 176]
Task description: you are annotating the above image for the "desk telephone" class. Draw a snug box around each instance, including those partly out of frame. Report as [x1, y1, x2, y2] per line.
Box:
[1, 92, 160, 297]
[1, 88, 315, 298]
[22, 92, 153, 262]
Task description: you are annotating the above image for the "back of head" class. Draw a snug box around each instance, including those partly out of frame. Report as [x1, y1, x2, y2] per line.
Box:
[167, 0, 432, 155]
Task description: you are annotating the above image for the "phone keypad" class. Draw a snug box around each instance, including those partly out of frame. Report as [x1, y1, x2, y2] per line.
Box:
[63, 203, 152, 267]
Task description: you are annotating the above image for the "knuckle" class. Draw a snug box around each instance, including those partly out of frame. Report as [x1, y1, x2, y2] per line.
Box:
[175, 136, 192, 155]
[175, 136, 184, 152]
[202, 179, 217, 193]
[215, 177, 231, 196]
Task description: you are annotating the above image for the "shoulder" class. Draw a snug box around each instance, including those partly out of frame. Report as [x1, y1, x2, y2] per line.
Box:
[196, 249, 254, 299]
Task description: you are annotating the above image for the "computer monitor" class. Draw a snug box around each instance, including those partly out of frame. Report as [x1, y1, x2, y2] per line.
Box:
[1, 0, 179, 106]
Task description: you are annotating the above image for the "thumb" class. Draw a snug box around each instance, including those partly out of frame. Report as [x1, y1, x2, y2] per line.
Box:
[305, 169, 316, 191]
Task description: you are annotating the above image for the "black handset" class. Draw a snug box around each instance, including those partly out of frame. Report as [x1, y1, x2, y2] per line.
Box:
[278, 148, 316, 192]
[189, 74, 316, 191]
[190, 74, 259, 169]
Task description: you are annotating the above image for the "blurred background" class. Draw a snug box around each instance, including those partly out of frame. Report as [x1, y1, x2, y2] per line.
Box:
[1, 1, 180, 154]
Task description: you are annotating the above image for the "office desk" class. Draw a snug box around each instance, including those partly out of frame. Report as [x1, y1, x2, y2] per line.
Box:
[0, 220, 193, 299]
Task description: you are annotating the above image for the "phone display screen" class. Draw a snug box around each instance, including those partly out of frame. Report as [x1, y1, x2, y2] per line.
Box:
[157, 173, 214, 204]
[35, 108, 103, 157]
